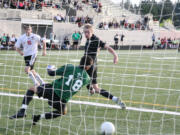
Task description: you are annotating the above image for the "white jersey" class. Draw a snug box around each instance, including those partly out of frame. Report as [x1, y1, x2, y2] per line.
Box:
[15, 33, 41, 56]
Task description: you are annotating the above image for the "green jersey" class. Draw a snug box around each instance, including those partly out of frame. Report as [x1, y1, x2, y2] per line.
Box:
[52, 64, 90, 103]
[72, 33, 80, 41]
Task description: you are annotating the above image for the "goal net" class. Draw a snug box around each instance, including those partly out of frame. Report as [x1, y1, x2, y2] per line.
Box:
[0, 0, 180, 134]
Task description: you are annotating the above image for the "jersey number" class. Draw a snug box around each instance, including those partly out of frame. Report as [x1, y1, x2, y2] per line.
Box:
[65, 75, 83, 92]
[27, 40, 32, 45]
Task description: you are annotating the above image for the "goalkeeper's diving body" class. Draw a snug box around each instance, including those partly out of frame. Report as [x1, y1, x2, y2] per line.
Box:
[9, 56, 93, 125]
[83, 24, 126, 109]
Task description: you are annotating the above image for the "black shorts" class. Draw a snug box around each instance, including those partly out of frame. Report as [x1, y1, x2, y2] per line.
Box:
[87, 64, 97, 84]
[24, 54, 37, 70]
[73, 41, 79, 46]
[36, 84, 66, 112]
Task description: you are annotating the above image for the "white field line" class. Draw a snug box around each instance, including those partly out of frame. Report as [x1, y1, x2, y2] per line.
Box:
[0, 92, 180, 116]
[0, 74, 180, 92]
[152, 57, 180, 60]
[104, 83, 180, 92]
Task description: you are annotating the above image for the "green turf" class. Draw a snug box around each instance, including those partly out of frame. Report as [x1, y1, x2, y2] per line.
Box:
[0, 50, 180, 135]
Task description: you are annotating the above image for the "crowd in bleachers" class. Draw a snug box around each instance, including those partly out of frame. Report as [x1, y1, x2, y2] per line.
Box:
[0, 0, 62, 10]
[71, 16, 93, 27]
[0, 33, 17, 49]
[154, 37, 180, 49]
[98, 17, 150, 31]
[54, 14, 93, 27]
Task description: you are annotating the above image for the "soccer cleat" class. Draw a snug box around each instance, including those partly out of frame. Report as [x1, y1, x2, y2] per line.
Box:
[119, 101, 126, 109]
[9, 109, 26, 119]
[32, 115, 40, 125]
[115, 98, 126, 109]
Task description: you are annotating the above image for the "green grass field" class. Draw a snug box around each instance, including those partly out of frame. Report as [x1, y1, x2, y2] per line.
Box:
[0, 50, 180, 135]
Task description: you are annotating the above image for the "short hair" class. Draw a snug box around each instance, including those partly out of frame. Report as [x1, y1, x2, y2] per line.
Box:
[80, 55, 93, 68]
[83, 24, 93, 31]
[25, 25, 32, 30]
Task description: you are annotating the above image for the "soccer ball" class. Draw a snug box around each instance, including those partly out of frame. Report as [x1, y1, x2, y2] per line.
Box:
[46, 65, 56, 71]
[100, 122, 115, 135]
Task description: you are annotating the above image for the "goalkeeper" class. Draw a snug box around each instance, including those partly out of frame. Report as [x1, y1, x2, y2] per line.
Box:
[9, 56, 93, 125]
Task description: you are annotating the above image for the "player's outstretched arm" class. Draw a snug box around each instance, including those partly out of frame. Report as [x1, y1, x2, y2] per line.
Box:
[104, 45, 118, 64]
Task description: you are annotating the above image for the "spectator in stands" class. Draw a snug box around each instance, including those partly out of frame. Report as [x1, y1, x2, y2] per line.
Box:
[120, 34, 125, 45]
[68, 0, 71, 4]
[152, 33, 155, 48]
[18, 1, 25, 9]
[155, 38, 161, 49]
[72, 31, 81, 50]
[55, 14, 65, 22]
[98, 22, 103, 29]
[10, 0, 17, 9]
[1, 33, 7, 48]
[62, 36, 70, 50]
[114, 34, 119, 49]
[39, 35, 46, 49]
[161, 37, 167, 48]
[104, 23, 109, 30]
[6, 34, 10, 48]
[50, 32, 56, 48]
[9, 34, 17, 49]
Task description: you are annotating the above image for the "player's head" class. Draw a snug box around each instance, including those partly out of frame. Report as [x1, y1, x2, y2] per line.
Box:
[79, 55, 93, 70]
[83, 24, 93, 39]
[25, 26, 32, 35]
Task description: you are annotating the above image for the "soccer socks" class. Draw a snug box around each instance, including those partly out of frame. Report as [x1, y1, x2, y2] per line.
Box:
[21, 90, 34, 109]
[44, 111, 61, 119]
[35, 73, 45, 85]
[112, 96, 118, 102]
[28, 71, 39, 86]
[100, 89, 113, 99]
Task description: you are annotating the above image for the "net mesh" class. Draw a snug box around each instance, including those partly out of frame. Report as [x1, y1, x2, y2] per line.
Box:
[0, 0, 180, 135]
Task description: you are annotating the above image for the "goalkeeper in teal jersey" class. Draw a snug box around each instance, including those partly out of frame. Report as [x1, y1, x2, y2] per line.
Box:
[10, 56, 93, 125]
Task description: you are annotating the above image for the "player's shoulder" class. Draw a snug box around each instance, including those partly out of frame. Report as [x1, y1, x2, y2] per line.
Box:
[19, 34, 26, 39]
[32, 33, 40, 38]
[62, 64, 75, 70]
[91, 34, 99, 40]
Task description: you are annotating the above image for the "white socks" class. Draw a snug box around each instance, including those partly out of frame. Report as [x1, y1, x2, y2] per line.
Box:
[112, 96, 118, 102]
[40, 114, 45, 119]
[21, 104, 28, 110]
[35, 73, 45, 85]
[28, 71, 45, 86]
[28, 71, 39, 86]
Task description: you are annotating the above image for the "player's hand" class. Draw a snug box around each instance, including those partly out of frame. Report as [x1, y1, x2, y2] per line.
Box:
[113, 55, 118, 64]
[20, 52, 24, 56]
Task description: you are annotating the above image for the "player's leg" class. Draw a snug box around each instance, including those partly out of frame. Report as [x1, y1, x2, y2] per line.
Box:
[31, 70, 45, 85]
[25, 66, 39, 86]
[29, 54, 45, 85]
[24, 55, 39, 86]
[32, 91, 67, 125]
[93, 83, 126, 109]
[9, 86, 37, 119]
[89, 65, 126, 109]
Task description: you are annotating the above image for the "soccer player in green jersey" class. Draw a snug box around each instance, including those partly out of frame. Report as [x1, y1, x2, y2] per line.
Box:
[9, 56, 93, 125]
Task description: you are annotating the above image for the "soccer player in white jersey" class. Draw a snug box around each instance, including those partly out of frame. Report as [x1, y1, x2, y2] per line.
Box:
[15, 26, 46, 86]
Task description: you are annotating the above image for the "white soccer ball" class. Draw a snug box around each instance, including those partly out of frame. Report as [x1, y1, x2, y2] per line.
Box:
[100, 122, 115, 135]
[47, 65, 56, 70]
